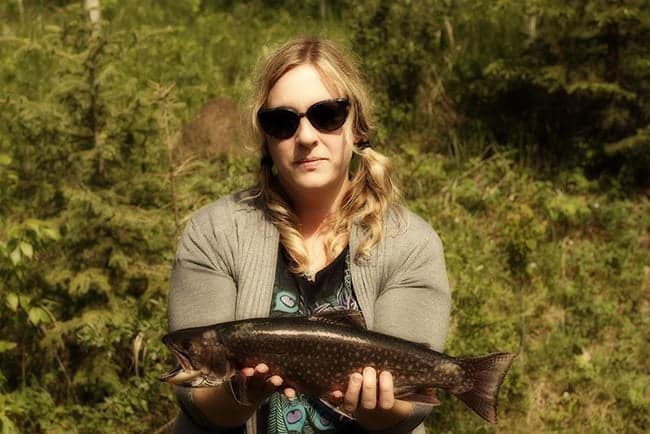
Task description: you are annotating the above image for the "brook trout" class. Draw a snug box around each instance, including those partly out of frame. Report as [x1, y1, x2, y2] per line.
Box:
[161, 312, 516, 423]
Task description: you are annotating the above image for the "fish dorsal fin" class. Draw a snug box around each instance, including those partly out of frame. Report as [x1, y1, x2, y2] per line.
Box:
[308, 310, 367, 329]
[413, 341, 433, 350]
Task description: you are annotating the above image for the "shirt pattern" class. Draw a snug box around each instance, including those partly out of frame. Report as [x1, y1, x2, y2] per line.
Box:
[264, 245, 363, 434]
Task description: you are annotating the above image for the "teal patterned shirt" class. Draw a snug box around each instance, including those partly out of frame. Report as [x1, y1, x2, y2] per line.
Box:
[261, 245, 365, 434]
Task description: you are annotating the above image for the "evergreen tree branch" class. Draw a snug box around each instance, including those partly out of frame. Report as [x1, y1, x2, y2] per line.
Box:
[151, 81, 181, 235]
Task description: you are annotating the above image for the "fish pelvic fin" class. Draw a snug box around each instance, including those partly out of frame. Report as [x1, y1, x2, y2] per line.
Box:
[454, 352, 517, 424]
[318, 397, 356, 422]
[395, 386, 441, 405]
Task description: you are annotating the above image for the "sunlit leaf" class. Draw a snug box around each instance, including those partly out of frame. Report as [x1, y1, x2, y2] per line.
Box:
[18, 295, 32, 309]
[9, 247, 21, 266]
[42, 227, 60, 241]
[19, 242, 33, 259]
[0, 413, 21, 434]
[0, 341, 17, 352]
[5, 293, 19, 312]
[24, 218, 42, 233]
[28, 307, 50, 326]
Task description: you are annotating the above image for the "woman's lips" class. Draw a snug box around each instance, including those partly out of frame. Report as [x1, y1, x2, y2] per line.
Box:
[294, 158, 325, 168]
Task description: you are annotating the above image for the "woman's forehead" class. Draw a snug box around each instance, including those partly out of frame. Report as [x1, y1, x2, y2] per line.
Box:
[266, 64, 344, 110]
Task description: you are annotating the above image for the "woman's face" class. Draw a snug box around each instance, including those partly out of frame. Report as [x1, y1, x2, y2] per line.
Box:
[264, 63, 353, 202]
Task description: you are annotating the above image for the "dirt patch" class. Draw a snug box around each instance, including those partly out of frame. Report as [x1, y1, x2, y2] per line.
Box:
[175, 97, 251, 160]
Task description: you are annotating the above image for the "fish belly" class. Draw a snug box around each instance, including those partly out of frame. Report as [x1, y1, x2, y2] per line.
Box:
[223, 326, 463, 397]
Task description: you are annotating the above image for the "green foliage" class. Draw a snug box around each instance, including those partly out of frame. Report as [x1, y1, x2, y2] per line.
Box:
[396, 149, 649, 433]
[344, 0, 650, 185]
[346, 0, 451, 138]
[1, 4, 180, 432]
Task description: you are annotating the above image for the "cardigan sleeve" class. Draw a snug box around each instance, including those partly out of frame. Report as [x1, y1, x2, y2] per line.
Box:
[167, 207, 246, 433]
[370, 211, 452, 433]
[168, 210, 239, 331]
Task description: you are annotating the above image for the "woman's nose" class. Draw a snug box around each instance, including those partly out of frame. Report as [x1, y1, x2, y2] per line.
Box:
[295, 116, 318, 147]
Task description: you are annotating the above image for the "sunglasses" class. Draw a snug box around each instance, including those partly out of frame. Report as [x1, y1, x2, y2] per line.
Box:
[257, 98, 350, 140]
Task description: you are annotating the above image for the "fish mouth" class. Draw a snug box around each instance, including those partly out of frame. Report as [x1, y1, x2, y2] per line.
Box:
[159, 364, 183, 381]
[160, 341, 229, 387]
[159, 364, 205, 385]
[171, 345, 194, 371]
[159, 343, 202, 385]
[159, 363, 225, 387]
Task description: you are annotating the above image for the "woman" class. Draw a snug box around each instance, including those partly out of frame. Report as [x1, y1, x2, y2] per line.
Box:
[168, 37, 451, 434]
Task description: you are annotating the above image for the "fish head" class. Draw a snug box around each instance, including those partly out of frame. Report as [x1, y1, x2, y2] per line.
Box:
[160, 327, 233, 387]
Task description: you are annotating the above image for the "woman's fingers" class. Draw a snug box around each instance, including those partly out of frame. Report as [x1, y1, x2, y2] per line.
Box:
[268, 375, 283, 388]
[235, 363, 285, 404]
[377, 371, 395, 410]
[283, 387, 296, 400]
[247, 363, 269, 390]
[360, 367, 377, 410]
[342, 372, 363, 413]
[341, 368, 395, 415]
[239, 364, 395, 412]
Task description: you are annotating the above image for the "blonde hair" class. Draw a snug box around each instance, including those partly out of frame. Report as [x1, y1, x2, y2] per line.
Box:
[249, 37, 401, 274]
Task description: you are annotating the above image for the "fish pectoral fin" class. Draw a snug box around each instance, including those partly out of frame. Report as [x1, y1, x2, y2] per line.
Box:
[398, 391, 441, 406]
[227, 374, 252, 406]
[317, 397, 356, 421]
[395, 386, 441, 405]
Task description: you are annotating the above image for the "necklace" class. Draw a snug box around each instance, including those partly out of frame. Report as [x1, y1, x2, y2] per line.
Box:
[303, 270, 315, 282]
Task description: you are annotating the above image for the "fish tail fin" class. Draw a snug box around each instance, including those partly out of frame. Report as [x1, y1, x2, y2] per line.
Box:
[453, 352, 517, 424]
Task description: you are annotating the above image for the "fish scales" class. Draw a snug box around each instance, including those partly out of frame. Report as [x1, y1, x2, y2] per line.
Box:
[222, 318, 462, 394]
[161, 314, 517, 424]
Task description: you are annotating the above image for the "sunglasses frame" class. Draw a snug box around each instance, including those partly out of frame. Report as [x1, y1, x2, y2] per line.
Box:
[257, 98, 351, 140]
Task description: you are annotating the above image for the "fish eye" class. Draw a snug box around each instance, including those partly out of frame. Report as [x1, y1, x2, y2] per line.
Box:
[182, 340, 192, 352]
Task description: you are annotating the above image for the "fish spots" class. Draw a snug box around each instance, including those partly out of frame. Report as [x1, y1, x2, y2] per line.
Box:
[451, 378, 474, 394]
[435, 362, 461, 376]
[233, 322, 255, 338]
[201, 330, 217, 340]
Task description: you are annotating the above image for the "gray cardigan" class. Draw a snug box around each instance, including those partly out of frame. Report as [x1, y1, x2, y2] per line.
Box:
[167, 190, 452, 434]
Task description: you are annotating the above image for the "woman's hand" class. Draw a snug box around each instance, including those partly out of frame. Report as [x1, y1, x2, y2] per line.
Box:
[192, 363, 286, 427]
[232, 363, 285, 405]
[337, 367, 414, 431]
[242, 365, 413, 431]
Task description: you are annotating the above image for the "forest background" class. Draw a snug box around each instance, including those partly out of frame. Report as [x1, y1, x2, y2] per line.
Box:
[0, 0, 648, 433]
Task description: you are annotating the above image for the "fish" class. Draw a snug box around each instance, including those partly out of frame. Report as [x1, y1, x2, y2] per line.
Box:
[160, 311, 517, 424]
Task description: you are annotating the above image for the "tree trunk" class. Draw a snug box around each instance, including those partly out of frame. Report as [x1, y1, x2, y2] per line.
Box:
[320, 0, 327, 20]
[84, 0, 101, 25]
[17, 0, 24, 24]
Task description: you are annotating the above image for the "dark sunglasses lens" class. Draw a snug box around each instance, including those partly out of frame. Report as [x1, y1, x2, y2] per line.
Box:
[258, 109, 299, 139]
[308, 100, 349, 132]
